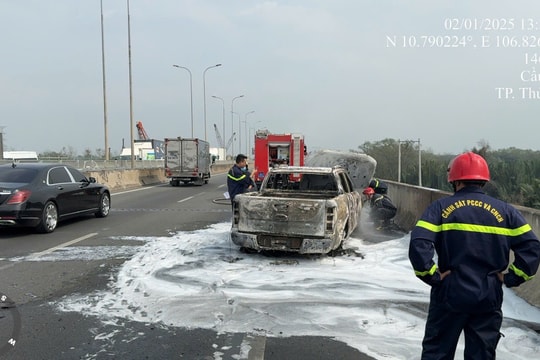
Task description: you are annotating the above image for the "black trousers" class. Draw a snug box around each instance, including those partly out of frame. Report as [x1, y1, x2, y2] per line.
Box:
[421, 301, 503, 360]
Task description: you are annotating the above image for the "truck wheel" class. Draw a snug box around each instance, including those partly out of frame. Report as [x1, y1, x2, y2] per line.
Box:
[36, 201, 58, 233]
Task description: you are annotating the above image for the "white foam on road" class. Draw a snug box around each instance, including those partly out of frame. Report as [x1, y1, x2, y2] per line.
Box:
[53, 222, 540, 359]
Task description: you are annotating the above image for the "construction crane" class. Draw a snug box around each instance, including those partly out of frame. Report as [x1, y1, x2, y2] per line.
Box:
[136, 121, 149, 140]
[225, 132, 236, 152]
[213, 124, 224, 148]
[214, 124, 235, 152]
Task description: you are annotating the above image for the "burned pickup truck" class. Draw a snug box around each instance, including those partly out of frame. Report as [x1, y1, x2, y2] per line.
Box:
[230, 166, 362, 254]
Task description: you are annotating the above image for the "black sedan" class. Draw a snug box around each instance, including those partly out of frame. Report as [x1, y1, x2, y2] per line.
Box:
[0, 163, 110, 233]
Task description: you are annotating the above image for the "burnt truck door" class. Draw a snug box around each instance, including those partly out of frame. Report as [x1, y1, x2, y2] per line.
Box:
[337, 171, 360, 233]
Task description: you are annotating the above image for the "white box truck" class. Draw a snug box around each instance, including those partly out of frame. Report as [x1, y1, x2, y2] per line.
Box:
[164, 137, 211, 186]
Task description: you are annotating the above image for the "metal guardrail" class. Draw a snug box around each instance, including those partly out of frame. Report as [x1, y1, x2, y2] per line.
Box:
[0, 159, 166, 170]
[0, 159, 234, 171]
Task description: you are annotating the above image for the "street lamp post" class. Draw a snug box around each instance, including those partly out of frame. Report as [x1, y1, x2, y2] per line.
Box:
[172, 65, 193, 137]
[230, 95, 244, 155]
[203, 64, 222, 141]
[100, 0, 109, 160]
[211, 95, 226, 152]
[244, 111, 255, 154]
[232, 112, 242, 156]
[249, 127, 254, 156]
[0, 127, 4, 159]
[248, 121, 262, 156]
[231, 95, 244, 156]
[126, 0, 135, 168]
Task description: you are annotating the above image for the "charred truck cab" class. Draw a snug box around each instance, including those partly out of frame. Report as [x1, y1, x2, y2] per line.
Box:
[253, 130, 306, 186]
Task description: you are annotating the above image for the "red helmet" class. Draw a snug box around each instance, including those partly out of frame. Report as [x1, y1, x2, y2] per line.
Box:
[447, 152, 490, 182]
[362, 187, 375, 195]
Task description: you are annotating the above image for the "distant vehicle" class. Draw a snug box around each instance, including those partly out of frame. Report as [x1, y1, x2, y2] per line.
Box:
[164, 137, 211, 186]
[231, 165, 362, 254]
[2, 151, 39, 161]
[118, 139, 165, 160]
[0, 163, 110, 233]
[253, 130, 306, 186]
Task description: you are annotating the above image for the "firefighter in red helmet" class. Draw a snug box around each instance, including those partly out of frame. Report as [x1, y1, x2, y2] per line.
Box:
[409, 152, 540, 359]
[362, 186, 397, 229]
[362, 187, 375, 196]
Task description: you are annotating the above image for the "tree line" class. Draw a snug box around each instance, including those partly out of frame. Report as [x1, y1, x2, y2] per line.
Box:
[39, 147, 106, 160]
[356, 139, 540, 210]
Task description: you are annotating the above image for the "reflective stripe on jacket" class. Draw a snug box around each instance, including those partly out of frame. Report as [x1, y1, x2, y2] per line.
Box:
[409, 186, 540, 312]
[227, 165, 255, 202]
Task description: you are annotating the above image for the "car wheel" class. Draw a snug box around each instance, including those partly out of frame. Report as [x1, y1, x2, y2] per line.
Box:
[37, 201, 58, 233]
[95, 192, 111, 218]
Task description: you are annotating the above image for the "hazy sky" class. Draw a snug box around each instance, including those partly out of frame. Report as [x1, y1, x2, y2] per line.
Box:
[2, 1, 540, 155]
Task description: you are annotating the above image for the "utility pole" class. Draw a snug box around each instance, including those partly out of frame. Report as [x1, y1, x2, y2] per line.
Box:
[418, 138, 422, 186]
[127, 0, 135, 169]
[398, 139, 422, 186]
[100, 0, 109, 160]
[0, 127, 4, 160]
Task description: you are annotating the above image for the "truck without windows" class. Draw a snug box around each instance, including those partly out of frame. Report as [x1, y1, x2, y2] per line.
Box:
[231, 165, 362, 254]
[164, 137, 211, 186]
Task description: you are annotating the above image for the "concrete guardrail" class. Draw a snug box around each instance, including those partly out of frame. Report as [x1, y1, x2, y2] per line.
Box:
[84, 162, 232, 191]
[388, 179, 540, 308]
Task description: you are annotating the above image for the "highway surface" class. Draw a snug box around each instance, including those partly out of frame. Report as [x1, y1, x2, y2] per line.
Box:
[0, 173, 373, 360]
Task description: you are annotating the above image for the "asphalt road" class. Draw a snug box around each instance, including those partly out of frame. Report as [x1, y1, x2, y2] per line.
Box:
[0, 173, 374, 360]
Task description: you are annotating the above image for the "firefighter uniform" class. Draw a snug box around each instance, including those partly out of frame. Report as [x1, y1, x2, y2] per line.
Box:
[370, 193, 397, 224]
[369, 178, 388, 194]
[227, 164, 255, 204]
[409, 186, 540, 359]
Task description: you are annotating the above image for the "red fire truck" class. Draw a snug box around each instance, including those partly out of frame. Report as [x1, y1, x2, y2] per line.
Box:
[253, 129, 306, 184]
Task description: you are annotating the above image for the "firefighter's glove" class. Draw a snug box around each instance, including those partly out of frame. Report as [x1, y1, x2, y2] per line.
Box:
[503, 272, 524, 288]
[417, 269, 451, 287]
[418, 273, 437, 286]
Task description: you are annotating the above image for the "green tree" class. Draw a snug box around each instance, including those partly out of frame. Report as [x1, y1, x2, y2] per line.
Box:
[357, 139, 540, 209]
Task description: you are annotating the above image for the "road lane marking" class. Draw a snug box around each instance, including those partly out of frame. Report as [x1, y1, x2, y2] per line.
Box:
[27, 233, 98, 260]
[246, 335, 266, 360]
[0, 263, 15, 271]
[112, 185, 162, 196]
[177, 191, 208, 203]
[0, 233, 99, 270]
